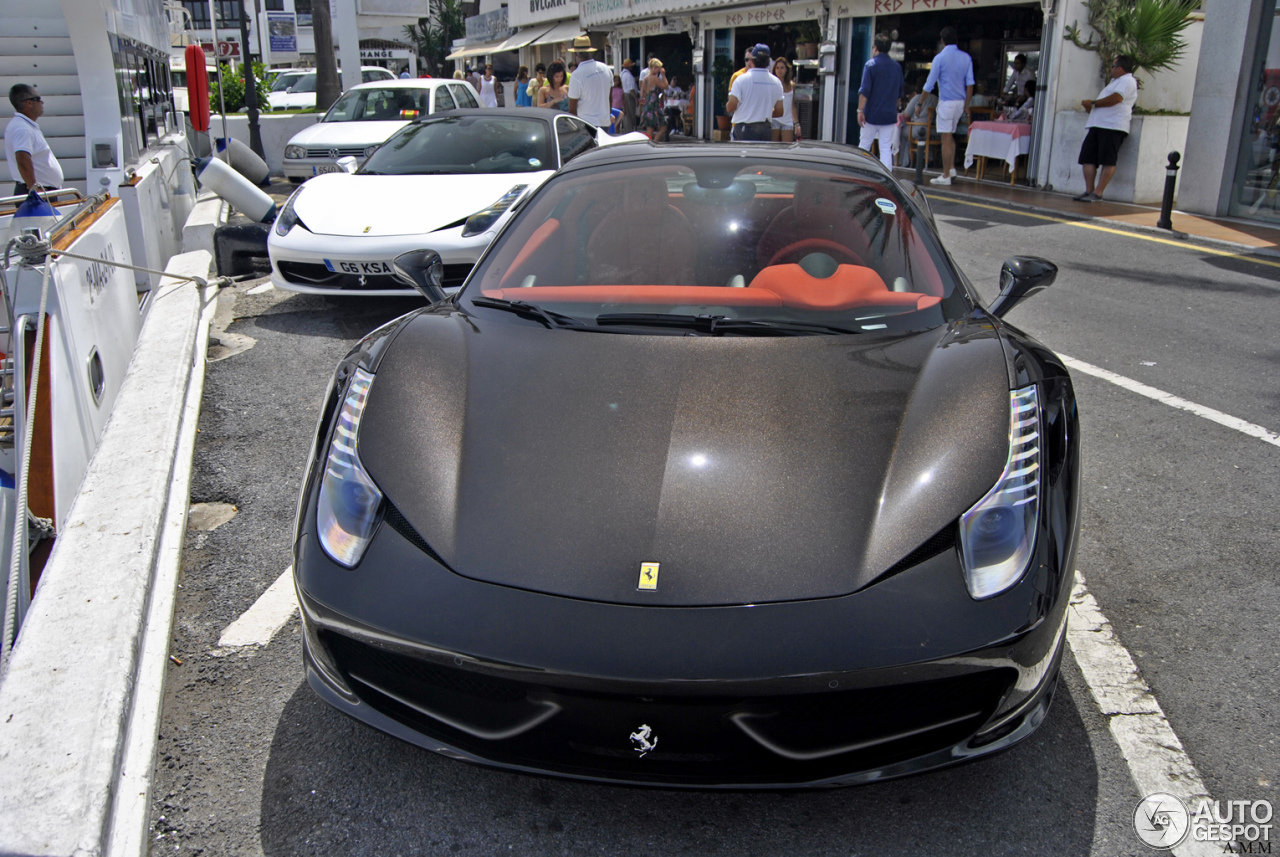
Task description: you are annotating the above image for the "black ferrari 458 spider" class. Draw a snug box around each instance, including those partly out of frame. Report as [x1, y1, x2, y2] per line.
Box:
[293, 141, 1080, 787]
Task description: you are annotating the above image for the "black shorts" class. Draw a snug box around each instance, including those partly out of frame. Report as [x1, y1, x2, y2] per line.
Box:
[1077, 127, 1128, 167]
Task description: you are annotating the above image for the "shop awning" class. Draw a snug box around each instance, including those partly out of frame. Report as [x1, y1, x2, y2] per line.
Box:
[613, 19, 665, 40]
[445, 37, 511, 61]
[530, 19, 584, 47]
[495, 24, 555, 52]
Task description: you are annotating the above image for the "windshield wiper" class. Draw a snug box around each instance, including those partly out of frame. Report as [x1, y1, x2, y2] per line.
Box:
[470, 297, 589, 329]
[594, 313, 861, 336]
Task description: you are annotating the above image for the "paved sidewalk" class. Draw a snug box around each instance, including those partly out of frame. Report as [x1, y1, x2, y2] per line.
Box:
[894, 167, 1280, 258]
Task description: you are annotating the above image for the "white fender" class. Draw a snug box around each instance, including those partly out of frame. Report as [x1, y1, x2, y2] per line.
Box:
[215, 137, 270, 186]
[195, 157, 277, 223]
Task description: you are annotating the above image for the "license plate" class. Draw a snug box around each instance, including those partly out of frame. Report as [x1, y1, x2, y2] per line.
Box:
[314, 164, 339, 174]
[324, 259, 392, 275]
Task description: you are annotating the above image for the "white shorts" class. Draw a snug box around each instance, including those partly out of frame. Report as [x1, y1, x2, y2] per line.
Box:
[936, 99, 965, 134]
[770, 118, 794, 130]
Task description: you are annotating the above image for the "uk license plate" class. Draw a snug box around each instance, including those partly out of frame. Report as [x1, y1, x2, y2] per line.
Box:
[314, 164, 339, 174]
[324, 259, 392, 275]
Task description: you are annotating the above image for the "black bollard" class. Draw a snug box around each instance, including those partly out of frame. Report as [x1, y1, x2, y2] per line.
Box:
[1156, 151, 1180, 230]
[915, 141, 925, 185]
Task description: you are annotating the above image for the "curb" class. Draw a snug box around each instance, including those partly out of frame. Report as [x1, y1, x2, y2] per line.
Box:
[0, 251, 214, 857]
[920, 186, 1280, 262]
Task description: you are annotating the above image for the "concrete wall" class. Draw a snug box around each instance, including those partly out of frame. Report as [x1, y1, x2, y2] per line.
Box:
[1035, 1, 1201, 197]
[212, 113, 323, 175]
[1180, 0, 1270, 217]
[1047, 112, 1188, 204]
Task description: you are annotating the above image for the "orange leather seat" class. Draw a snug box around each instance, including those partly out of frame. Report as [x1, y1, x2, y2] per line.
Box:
[756, 179, 876, 269]
[586, 178, 695, 285]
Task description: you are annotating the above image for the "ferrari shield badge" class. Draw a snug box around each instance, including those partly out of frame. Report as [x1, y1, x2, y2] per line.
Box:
[637, 562, 659, 591]
[630, 724, 658, 757]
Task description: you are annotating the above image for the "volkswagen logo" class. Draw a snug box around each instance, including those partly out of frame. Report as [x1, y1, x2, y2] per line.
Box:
[328, 147, 340, 160]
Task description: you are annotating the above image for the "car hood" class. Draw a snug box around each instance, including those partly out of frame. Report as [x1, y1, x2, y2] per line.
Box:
[286, 120, 408, 147]
[357, 313, 1013, 606]
[292, 172, 552, 236]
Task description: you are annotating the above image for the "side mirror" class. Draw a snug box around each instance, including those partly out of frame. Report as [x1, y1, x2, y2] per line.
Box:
[988, 256, 1057, 318]
[392, 249, 447, 302]
[286, 86, 295, 93]
[336, 155, 358, 174]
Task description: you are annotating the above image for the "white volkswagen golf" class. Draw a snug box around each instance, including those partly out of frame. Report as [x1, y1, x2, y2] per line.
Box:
[282, 79, 481, 183]
[269, 109, 647, 297]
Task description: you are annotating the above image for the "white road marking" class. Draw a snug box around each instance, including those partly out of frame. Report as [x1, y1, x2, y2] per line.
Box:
[247, 282, 274, 295]
[1067, 572, 1218, 857]
[1060, 354, 1280, 449]
[216, 567, 298, 649]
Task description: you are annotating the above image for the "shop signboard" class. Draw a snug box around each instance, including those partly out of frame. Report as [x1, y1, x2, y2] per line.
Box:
[360, 47, 411, 60]
[832, 0, 1036, 15]
[509, 0, 582, 29]
[700, 0, 820, 29]
[264, 11, 299, 63]
[583, 0, 822, 27]
[466, 8, 511, 41]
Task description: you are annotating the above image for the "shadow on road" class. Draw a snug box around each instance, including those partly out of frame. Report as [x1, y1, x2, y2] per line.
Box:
[245, 293, 427, 341]
[260, 677, 1099, 856]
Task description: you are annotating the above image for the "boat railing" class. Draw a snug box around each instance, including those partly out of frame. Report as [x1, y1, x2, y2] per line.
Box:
[0, 188, 85, 209]
[0, 315, 32, 449]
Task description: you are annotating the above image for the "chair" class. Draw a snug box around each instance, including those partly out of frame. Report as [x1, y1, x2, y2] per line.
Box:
[587, 177, 695, 284]
[901, 106, 938, 169]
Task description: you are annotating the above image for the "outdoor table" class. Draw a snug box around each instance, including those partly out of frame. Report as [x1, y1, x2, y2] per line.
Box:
[964, 120, 1032, 185]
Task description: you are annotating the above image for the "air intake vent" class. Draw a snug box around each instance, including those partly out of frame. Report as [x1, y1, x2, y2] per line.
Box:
[383, 504, 453, 570]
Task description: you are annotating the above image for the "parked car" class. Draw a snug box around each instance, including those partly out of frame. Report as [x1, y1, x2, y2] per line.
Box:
[291, 142, 1081, 787]
[281, 79, 481, 183]
[267, 66, 396, 111]
[270, 109, 647, 295]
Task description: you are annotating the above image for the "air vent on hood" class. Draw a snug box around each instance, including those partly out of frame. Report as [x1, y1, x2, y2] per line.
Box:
[877, 524, 958, 584]
[384, 504, 454, 571]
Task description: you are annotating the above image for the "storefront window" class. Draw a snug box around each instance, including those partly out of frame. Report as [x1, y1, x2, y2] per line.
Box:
[1231, 0, 1280, 221]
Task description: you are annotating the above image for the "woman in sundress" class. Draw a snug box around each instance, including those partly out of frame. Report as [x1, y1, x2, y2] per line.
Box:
[638, 58, 668, 141]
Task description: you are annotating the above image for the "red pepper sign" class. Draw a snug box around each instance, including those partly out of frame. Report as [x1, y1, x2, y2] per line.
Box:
[185, 43, 211, 132]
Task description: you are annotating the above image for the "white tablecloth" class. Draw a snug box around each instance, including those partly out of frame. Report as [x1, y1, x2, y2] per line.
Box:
[964, 122, 1032, 172]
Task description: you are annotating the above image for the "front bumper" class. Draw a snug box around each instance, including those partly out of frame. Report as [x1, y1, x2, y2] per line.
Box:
[294, 507, 1074, 787]
[268, 225, 487, 297]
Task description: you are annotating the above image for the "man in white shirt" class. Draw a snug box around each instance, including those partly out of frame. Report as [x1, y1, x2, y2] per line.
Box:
[1073, 54, 1138, 202]
[619, 58, 638, 133]
[5, 83, 63, 195]
[1003, 54, 1034, 99]
[726, 44, 783, 142]
[566, 36, 614, 129]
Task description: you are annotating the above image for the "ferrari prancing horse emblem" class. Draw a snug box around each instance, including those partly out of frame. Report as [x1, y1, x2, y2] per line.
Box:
[637, 562, 659, 591]
[630, 724, 658, 756]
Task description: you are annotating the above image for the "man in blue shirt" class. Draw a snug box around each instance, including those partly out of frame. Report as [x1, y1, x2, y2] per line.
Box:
[922, 26, 974, 185]
[858, 32, 904, 168]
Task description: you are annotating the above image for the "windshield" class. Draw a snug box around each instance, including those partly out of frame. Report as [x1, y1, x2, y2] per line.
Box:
[271, 72, 306, 92]
[324, 87, 428, 122]
[360, 115, 554, 176]
[287, 73, 317, 93]
[465, 158, 967, 334]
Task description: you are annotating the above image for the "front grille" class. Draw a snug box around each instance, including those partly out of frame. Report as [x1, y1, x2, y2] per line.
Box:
[305, 145, 366, 158]
[322, 631, 1015, 784]
[278, 260, 472, 290]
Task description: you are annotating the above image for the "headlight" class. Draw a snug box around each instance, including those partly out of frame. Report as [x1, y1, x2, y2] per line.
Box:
[958, 385, 1040, 600]
[363, 144, 379, 158]
[284, 144, 307, 159]
[461, 184, 528, 237]
[316, 368, 383, 567]
[274, 187, 309, 236]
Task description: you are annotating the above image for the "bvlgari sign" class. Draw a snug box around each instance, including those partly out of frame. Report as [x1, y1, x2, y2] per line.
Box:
[508, 0, 580, 28]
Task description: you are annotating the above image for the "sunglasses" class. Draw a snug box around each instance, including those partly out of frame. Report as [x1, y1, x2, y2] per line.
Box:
[24, 96, 43, 103]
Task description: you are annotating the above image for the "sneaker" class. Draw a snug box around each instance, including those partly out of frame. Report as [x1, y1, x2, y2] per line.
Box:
[929, 175, 952, 186]
[1072, 191, 1094, 202]
[949, 168, 959, 178]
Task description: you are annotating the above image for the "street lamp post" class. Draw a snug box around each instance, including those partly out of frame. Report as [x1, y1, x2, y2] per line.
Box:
[239, 0, 264, 158]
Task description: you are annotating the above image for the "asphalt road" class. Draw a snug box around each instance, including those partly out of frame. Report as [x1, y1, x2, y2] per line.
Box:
[147, 196, 1279, 856]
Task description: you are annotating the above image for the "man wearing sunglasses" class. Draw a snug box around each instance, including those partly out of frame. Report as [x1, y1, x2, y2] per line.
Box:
[5, 84, 63, 196]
